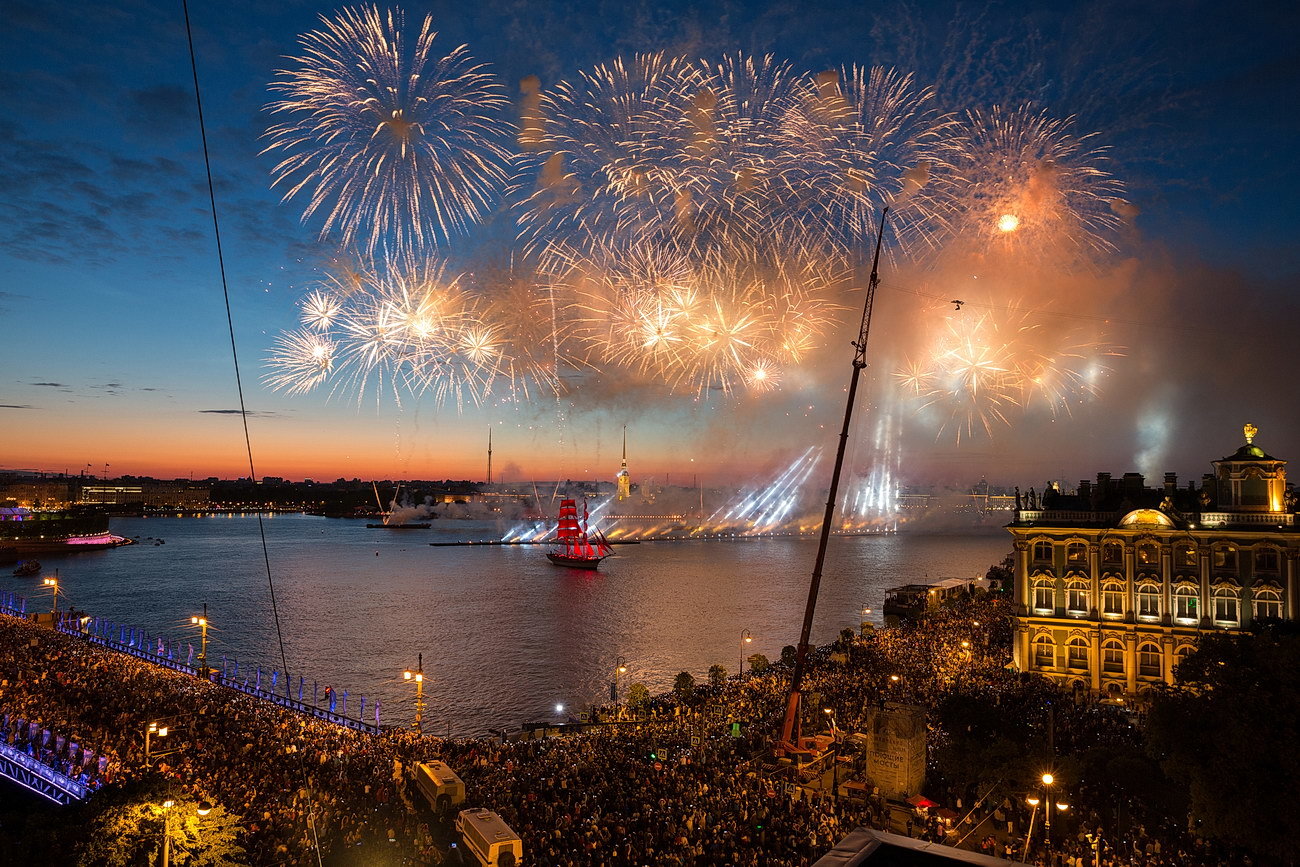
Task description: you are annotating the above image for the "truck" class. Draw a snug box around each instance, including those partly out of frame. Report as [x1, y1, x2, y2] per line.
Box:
[455, 808, 522, 867]
[414, 761, 465, 813]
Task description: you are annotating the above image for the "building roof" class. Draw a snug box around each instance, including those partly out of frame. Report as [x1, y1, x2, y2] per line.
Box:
[1219, 443, 1276, 462]
[814, 828, 1029, 866]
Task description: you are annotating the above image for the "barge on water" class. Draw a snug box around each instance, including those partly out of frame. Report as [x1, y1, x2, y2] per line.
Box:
[0, 507, 128, 555]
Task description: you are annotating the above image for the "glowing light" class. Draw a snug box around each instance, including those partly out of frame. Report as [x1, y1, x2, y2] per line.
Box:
[997, 213, 1020, 232]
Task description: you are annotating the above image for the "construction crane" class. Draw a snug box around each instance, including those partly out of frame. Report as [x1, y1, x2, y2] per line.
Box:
[775, 207, 889, 757]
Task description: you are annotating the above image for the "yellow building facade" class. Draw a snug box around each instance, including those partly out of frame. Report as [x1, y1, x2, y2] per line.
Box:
[1010, 426, 1298, 701]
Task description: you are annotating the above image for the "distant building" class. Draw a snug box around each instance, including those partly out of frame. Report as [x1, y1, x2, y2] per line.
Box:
[616, 426, 632, 502]
[1009, 424, 1297, 702]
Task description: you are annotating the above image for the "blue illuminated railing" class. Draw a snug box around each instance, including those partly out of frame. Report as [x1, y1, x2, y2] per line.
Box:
[0, 740, 90, 804]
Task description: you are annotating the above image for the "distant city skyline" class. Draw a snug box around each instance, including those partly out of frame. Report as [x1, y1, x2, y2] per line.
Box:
[4, 0, 1297, 486]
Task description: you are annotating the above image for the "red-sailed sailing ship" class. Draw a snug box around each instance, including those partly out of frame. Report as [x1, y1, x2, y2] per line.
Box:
[547, 498, 612, 569]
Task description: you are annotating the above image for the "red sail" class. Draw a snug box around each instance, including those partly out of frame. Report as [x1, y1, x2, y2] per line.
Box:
[555, 499, 582, 542]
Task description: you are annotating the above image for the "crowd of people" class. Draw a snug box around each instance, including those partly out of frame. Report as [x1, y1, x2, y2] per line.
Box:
[0, 588, 1261, 865]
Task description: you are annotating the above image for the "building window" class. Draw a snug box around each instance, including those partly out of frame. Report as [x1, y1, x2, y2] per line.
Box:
[1175, 544, 1197, 568]
[1175, 645, 1194, 672]
[1213, 587, 1240, 625]
[1067, 638, 1089, 670]
[1102, 640, 1124, 673]
[1033, 541, 1052, 562]
[1138, 643, 1162, 678]
[1034, 637, 1055, 668]
[1102, 541, 1123, 564]
[1136, 544, 1158, 566]
[1240, 476, 1267, 507]
[1066, 542, 1087, 564]
[1101, 583, 1124, 618]
[1066, 580, 1089, 615]
[1032, 580, 1054, 613]
[1174, 587, 1199, 623]
[1253, 587, 1283, 620]
[1137, 583, 1160, 620]
[1213, 546, 1237, 571]
[1255, 548, 1279, 572]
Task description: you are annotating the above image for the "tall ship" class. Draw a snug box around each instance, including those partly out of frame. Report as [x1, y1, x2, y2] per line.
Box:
[0, 507, 126, 556]
[547, 498, 612, 570]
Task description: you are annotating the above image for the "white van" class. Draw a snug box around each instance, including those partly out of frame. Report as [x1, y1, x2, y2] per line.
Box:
[414, 761, 465, 812]
[455, 808, 522, 866]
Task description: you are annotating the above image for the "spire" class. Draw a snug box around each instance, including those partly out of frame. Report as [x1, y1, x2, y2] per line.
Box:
[621, 425, 627, 468]
[487, 426, 493, 486]
[616, 425, 631, 501]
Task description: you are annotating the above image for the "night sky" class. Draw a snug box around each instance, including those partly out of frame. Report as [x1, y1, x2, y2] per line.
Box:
[3, 0, 1298, 489]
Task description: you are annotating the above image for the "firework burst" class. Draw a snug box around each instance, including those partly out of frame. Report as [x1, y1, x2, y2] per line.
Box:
[939, 104, 1128, 262]
[262, 5, 512, 256]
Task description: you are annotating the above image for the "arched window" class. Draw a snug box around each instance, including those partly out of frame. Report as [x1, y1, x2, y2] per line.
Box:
[1175, 544, 1197, 568]
[1136, 583, 1161, 620]
[1032, 577, 1054, 613]
[1174, 586, 1199, 623]
[1240, 475, 1267, 507]
[1066, 579, 1090, 615]
[1102, 541, 1123, 564]
[1067, 637, 1089, 670]
[1138, 643, 1162, 678]
[1101, 581, 1125, 618]
[1066, 542, 1087, 564]
[1033, 636, 1055, 668]
[1174, 645, 1195, 672]
[1255, 548, 1279, 572]
[1136, 544, 1159, 566]
[1253, 586, 1283, 620]
[1102, 639, 1124, 673]
[1213, 586, 1240, 625]
[1033, 541, 1053, 562]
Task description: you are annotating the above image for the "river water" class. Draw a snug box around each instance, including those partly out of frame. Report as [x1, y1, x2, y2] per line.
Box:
[1, 515, 1010, 736]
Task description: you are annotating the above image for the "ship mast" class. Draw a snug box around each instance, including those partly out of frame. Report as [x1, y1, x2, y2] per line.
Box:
[777, 207, 888, 754]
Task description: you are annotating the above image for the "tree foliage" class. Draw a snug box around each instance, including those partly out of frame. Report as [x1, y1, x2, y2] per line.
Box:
[75, 779, 247, 867]
[707, 663, 728, 686]
[626, 682, 650, 711]
[673, 671, 696, 699]
[746, 653, 770, 674]
[1146, 625, 1300, 860]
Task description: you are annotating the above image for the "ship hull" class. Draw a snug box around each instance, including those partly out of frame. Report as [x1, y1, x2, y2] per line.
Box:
[546, 552, 605, 570]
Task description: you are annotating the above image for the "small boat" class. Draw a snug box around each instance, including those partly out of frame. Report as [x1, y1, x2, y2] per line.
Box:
[12, 560, 40, 577]
[547, 498, 612, 570]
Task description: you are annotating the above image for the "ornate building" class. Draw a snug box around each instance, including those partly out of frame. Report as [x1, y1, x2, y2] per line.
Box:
[616, 426, 632, 502]
[1009, 425, 1298, 701]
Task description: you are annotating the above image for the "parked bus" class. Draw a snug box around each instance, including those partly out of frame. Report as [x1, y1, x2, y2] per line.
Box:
[456, 808, 522, 866]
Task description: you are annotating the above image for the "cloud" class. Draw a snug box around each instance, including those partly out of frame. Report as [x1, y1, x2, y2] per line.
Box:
[199, 409, 278, 418]
[0, 404, 37, 409]
[121, 86, 193, 136]
[30, 381, 66, 388]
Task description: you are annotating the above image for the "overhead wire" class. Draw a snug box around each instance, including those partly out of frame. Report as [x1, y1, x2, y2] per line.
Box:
[179, 2, 324, 862]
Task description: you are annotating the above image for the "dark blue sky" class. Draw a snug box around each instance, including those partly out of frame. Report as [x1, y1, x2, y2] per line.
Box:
[2, 0, 1298, 484]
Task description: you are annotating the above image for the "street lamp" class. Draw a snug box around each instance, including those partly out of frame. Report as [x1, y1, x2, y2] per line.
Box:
[190, 604, 208, 679]
[613, 656, 627, 718]
[403, 653, 425, 733]
[145, 721, 169, 768]
[740, 629, 753, 677]
[43, 574, 58, 615]
[1041, 773, 1060, 849]
[1023, 796, 1041, 862]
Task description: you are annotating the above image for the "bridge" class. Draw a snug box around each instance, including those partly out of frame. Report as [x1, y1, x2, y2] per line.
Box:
[0, 741, 91, 805]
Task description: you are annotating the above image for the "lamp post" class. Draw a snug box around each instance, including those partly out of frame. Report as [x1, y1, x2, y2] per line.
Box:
[613, 656, 627, 718]
[403, 653, 425, 733]
[43, 573, 58, 615]
[190, 604, 208, 679]
[740, 629, 753, 677]
[824, 707, 840, 800]
[1042, 773, 1055, 848]
[145, 721, 169, 768]
[161, 798, 175, 867]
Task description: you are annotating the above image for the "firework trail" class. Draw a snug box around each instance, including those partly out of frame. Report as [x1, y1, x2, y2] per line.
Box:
[937, 104, 1128, 263]
[703, 447, 821, 534]
[262, 5, 512, 257]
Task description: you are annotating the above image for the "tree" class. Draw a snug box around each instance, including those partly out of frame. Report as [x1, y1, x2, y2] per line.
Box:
[1146, 625, 1300, 860]
[75, 779, 246, 866]
[781, 645, 797, 666]
[673, 671, 696, 699]
[626, 682, 650, 712]
[708, 663, 728, 686]
[746, 653, 770, 674]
